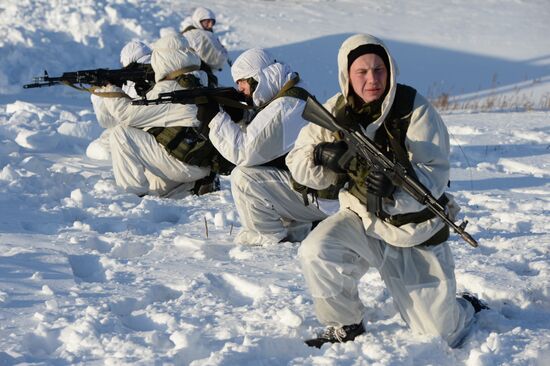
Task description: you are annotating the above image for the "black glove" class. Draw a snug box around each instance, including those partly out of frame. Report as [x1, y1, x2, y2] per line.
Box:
[224, 104, 245, 122]
[313, 140, 349, 173]
[366, 171, 395, 198]
[196, 99, 221, 125]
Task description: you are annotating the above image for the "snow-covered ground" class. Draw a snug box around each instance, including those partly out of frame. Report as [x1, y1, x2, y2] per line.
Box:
[1, 1, 549, 365]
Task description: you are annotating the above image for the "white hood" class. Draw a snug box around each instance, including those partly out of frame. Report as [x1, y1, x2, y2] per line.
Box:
[191, 7, 216, 30]
[231, 48, 276, 82]
[337, 34, 399, 137]
[119, 40, 151, 67]
[231, 48, 290, 107]
[252, 62, 295, 107]
[150, 34, 201, 82]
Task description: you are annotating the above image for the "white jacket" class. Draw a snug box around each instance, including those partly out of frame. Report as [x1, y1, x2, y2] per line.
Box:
[286, 34, 455, 247]
[183, 29, 228, 71]
[208, 62, 308, 166]
[101, 35, 205, 130]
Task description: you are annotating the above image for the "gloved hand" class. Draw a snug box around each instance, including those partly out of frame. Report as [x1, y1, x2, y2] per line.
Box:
[197, 99, 221, 124]
[366, 170, 395, 198]
[313, 140, 349, 173]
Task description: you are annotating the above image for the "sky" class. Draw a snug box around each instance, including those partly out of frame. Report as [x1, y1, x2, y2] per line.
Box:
[0, 0, 549, 365]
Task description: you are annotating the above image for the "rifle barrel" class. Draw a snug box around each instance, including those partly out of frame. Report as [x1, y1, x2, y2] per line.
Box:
[23, 81, 61, 89]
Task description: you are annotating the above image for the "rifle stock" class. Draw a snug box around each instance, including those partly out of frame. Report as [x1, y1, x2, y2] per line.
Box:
[302, 96, 479, 248]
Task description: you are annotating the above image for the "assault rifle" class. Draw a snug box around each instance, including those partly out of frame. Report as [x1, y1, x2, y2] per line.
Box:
[302, 96, 479, 248]
[23, 63, 155, 97]
[132, 87, 251, 121]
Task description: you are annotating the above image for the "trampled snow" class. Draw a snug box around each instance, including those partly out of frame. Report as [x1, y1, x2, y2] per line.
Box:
[1, 1, 549, 365]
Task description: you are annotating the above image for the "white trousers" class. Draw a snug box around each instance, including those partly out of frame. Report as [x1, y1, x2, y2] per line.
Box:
[230, 166, 328, 245]
[299, 209, 475, 347]
[86, 128, 112, 161]
[109, 125, 209, 196]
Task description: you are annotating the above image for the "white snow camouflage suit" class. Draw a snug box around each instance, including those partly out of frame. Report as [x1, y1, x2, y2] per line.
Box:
[99, 34, 210, 197]
[286, 34, 475, 347]
[209, 48, 328, 245]
[181, 7, 228, 81]
[87, 40, 152, 161]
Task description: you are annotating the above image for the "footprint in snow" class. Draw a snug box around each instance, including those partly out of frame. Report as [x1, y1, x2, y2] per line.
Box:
[68, 254, 106, 283]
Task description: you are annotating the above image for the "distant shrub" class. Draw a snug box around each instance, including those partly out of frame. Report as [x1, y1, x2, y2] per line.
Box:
[428, 76, 550, 112]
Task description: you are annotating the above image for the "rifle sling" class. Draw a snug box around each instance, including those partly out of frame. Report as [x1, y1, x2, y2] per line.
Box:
[91, 91, 130, 98]
[60, 82, 131, 98]
[257, 74, 302, 109]
[89, 86, 131, 98]
[273, 76, 299, 99]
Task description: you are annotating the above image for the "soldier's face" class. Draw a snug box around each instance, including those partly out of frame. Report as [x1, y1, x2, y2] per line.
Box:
[200, 19, 215, 31]
[237, 79, 252, 98]
[349, 53, 388, 104]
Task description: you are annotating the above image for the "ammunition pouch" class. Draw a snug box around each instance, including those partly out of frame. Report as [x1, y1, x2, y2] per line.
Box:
[192, 172, 221, 195]
[148, 126, 233, 175]
[148, 126, 201, 164]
